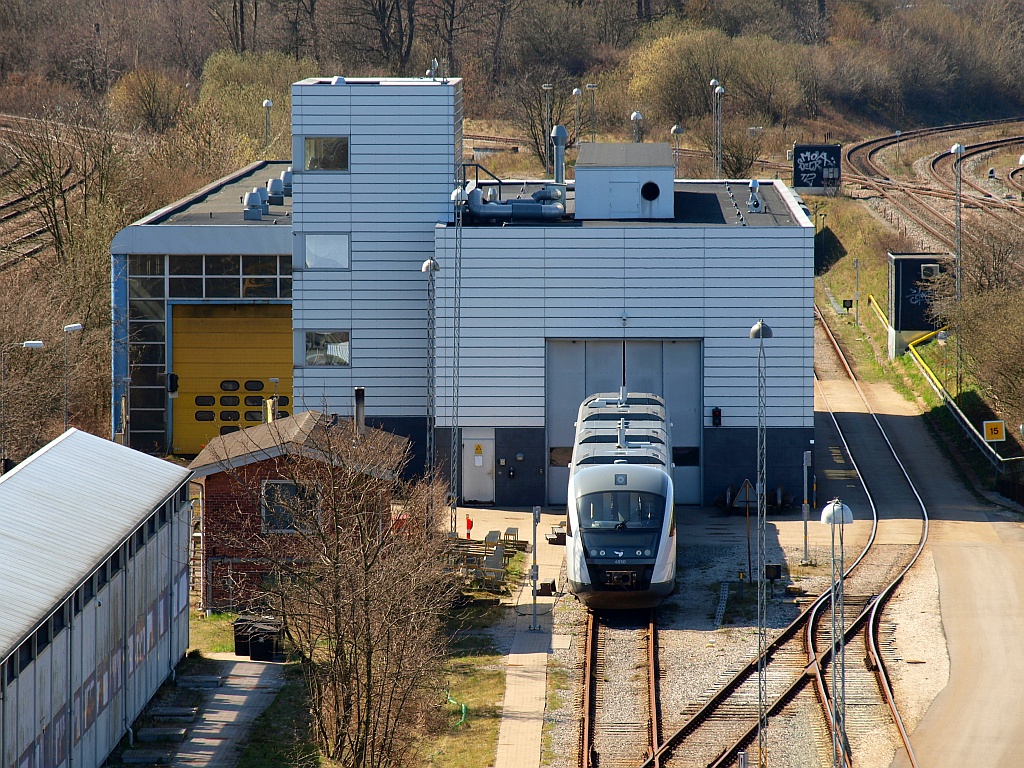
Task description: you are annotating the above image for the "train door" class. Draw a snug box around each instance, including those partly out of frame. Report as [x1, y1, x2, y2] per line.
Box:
[462, 429, 495, 504]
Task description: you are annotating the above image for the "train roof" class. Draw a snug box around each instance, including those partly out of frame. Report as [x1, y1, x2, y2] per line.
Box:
[571, 390, 671, 470]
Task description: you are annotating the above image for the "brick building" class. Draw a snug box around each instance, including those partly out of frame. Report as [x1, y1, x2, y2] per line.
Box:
[188, 410, 407, 610]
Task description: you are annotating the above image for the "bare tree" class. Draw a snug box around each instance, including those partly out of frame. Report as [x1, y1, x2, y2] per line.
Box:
[218, 419, 455, 767]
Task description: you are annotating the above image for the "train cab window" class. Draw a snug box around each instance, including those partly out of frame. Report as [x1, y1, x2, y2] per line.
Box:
[576, 491, 666, 530]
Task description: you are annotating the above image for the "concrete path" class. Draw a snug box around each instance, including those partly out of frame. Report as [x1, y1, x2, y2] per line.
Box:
[172, 656, 285, 768]
[457, 506, 567, 768]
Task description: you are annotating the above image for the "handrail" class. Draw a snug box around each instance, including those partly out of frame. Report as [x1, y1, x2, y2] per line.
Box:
[906, 332, 1024, 473]
[461, 163, 506, 201]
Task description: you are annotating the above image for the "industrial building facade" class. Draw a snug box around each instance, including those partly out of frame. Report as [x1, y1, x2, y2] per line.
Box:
[111, 76, 814, 507]
[0, 430, 192, 768]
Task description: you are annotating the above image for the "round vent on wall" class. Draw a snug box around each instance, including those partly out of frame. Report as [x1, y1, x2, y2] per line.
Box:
[641, 181, 660, 201]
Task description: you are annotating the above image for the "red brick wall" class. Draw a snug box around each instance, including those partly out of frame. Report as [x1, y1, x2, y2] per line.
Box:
[198, 458, 288, 610]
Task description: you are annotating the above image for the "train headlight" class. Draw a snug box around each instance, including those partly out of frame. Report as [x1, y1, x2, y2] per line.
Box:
[644, 549, 651, 556]
[590, 549, 598, 557]
[599, 549, 606, 556]
[636, 550, 643, 556]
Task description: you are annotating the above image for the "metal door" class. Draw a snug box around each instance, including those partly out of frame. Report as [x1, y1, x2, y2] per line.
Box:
[462, 436, 495, 504]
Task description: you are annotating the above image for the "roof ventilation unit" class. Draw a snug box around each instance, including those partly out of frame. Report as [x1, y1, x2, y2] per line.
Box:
[747, 179, 763, 213]
[267, 177, 285, 206]
[255, 186, 270, 214]
[281, 167, 293, 196]
[243, 190, 263, 220]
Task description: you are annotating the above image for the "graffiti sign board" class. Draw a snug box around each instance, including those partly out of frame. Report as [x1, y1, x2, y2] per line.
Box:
[792, 144, 841, 194]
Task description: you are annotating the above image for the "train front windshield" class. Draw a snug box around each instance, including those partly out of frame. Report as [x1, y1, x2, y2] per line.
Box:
[577, 491, 665, 530]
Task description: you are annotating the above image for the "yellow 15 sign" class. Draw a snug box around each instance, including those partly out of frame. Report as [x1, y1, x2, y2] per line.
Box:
[983, 420, 1005, 442]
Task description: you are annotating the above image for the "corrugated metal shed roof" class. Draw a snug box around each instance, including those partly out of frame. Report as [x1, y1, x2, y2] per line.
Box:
[0, 430, 191, 662]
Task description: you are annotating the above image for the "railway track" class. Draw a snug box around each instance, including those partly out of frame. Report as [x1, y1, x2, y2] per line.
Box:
[592, 307, 931, 768]
[844, 119, 1024, 250]
[581, 608, 659, 768]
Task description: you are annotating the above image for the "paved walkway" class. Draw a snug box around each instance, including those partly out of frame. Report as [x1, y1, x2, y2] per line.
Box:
[457, 506, 567, 768]
[172, 656, 285, 768]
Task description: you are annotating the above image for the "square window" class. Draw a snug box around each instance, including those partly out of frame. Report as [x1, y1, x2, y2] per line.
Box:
[262, 480, 299, 532]
[305, 331, 350, 366]
[205, 277, 240, 298]
[303, 234, 350, 269]
[205, 255, 240, 275]
[169, 255, 204, 276]
[129, 255, 164, 276]
[304, 136, 349, 171]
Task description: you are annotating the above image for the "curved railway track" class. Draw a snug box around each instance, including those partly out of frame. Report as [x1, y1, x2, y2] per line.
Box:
[582, 307, 933, 768]
[844, 119, 1024, 250]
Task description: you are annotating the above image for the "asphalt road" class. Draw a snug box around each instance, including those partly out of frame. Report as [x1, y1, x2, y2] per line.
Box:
[842, 382, 1024, 768]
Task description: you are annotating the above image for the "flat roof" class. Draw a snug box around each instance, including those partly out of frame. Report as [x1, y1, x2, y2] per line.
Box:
[0, 430, 191, 661]
[138, 161, 293, 227]
[576, 142, 674, 168]
[461, 179, 805, 228]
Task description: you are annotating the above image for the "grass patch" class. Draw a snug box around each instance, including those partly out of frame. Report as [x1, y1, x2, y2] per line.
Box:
[236, 664, 318, 768]
[542, 663, 571, 766]
[425, 636, 505, 768]
[189, 610, 238, 654]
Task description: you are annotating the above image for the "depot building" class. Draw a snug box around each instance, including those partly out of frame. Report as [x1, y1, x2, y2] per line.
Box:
[110, 76, 814, 508]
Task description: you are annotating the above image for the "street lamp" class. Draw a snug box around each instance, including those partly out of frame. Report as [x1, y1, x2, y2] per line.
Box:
[894, 129, 901, 163]
[585, 83, 598, 143]
[262, 98, 273, 156]
[1017, 153, 1024, 201]
[670, 124, 683, 175]
[572, 88, 583, 146]
[821, 497, 854, 768]
[749, 318, 772, 768]
[630, 111, 644, 143]
[2, 340, 44, 473]
[542, 84, 554, 176]
[711, 80, 725, 178]
[422, 257, 441, 476]
[63, 323, 83, 431]
[951, 142, 965, 404]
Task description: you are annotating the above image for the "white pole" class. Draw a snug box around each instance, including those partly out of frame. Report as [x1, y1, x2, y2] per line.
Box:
[530, 505, 541, 631]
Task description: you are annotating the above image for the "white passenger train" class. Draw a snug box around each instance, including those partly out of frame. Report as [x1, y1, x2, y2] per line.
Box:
[565, 389, 676, 609]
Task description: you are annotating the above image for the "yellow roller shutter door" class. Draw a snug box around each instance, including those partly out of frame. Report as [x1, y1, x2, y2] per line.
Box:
[171, 304, 292, 454]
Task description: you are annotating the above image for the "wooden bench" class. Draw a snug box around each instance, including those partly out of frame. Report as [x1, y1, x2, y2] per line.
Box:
[545, 525, 566, 546]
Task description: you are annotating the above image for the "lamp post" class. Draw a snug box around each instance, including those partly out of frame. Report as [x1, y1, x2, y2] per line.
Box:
[542, 83, 554, 176]
[63, 323, 83, 431]
[894, 129, 901, 164]
[262, 98, 273, 156]
[630, 111, 644, 143]
[951, 142, 965, 404]
[2, 340, 44, 472]
[421, 257, 441, 476]
[572, 88, 582, 146]
[711, 80, 725, 177]
[749, 318, 772, 768]
[585, 83, 598, 143]
[670, 124, 683, 176]
[821, 497, 854, 768]
[1018, 153, 1024, 201]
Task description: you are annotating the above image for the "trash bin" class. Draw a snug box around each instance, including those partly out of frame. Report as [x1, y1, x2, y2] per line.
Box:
[248, 620, 283, 661]
[232, 617, 255, 657]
